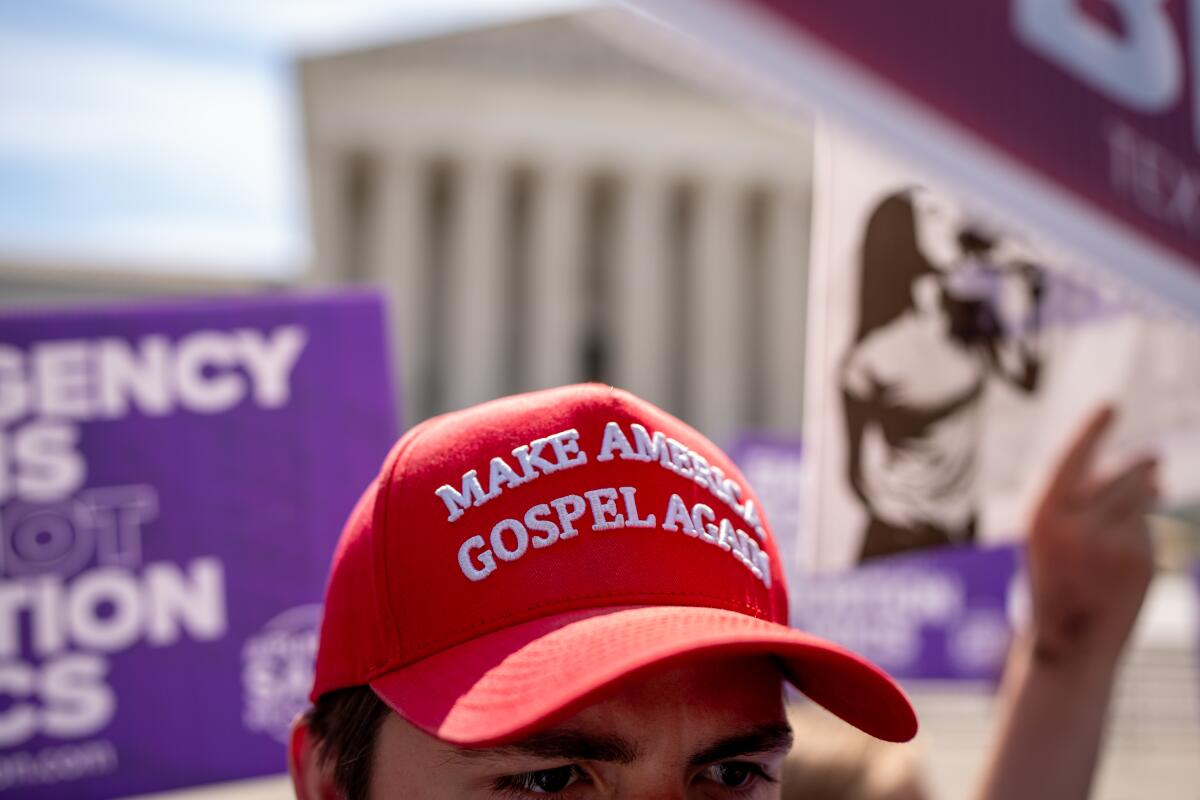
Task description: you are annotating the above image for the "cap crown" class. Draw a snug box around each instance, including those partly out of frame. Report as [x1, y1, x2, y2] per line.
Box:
[313, 384, 788, 697]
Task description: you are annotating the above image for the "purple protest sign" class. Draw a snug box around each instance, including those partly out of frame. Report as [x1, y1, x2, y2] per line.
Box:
[0, 291, 397, 798]
[793, 545, 1019, 682]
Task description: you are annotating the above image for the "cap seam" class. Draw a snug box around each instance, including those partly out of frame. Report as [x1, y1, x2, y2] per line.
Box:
[371, 416, 441, 677]
[365, 590, 771, 679]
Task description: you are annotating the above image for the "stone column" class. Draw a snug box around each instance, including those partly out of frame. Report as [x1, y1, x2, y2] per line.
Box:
[689, 176, 745, 442]
[612, 169, 671, 408]
[526, 163, 585, 390]
[763, 183, 810, 431]
[443, 156, 506, 412]
[306, 147, 348, 285]
[367, 153, 426, 428]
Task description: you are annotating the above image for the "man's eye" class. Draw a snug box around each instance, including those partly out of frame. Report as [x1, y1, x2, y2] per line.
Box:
[496, 764, 585, 795]
[701, 761, 766, 789]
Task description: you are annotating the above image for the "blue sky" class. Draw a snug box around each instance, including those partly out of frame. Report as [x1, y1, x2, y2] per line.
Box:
[0, 0, 596, 278]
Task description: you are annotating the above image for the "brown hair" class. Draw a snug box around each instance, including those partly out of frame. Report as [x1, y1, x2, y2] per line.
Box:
[303, 686, 390, 800]
[854, 189, 937, 343]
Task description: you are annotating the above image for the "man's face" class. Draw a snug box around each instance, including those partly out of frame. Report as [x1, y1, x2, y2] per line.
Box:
[368, 655, 791, 799]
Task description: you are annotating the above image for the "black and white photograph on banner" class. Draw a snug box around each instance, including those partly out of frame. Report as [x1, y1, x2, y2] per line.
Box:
[840, 187, 1045, 561]
[805, 125, 1200, 570]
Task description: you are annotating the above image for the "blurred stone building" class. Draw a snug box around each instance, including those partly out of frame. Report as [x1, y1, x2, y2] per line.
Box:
[299, 9, 812, 443]
[0, 258, 277, 305]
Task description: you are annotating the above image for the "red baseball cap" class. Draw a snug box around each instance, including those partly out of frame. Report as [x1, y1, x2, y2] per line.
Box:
[311, 384, 917, 745]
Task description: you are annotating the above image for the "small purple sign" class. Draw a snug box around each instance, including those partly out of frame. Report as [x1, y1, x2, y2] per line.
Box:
[793, 545, 1019, 682]
[727, 435, 803, 557]
[0, 291, 397, 798]
[728, 434, 806, 606]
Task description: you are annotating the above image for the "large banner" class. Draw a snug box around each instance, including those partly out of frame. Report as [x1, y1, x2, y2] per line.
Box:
[0, 292, 396, 798]
[804, 128, 1200, 569]
[631, 0, 1200, 316]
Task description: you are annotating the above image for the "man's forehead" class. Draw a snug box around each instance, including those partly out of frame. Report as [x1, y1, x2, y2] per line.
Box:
[453, 719, 794, 767]
[455, 728, 640, 765]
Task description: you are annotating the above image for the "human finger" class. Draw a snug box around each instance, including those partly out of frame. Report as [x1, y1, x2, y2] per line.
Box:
[1090, 462, 1158, 535]
[1044, 405, 1116, 504]
[1087, 457, 1157, 512]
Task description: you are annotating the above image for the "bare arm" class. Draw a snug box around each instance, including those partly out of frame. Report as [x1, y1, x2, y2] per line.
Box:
[974, 407, 1157, 800]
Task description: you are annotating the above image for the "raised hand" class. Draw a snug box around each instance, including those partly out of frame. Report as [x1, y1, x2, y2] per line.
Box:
[975, 405, 1159, 800]
[1026, 406, 1158, 669]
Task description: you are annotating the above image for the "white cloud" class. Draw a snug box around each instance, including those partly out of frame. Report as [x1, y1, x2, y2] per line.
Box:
[83, 0, 601, 54]
[0, 0, 601, 275]
[0, 21, 306, 274]
[0, 28, 300, 217]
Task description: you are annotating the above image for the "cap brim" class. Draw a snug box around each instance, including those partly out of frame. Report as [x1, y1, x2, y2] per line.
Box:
[369, 605, 917, 746]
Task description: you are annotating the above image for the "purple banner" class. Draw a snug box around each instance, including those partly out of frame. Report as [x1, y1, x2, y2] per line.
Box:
[793, 545, 1019, 682]
[0, 291, 397, 798]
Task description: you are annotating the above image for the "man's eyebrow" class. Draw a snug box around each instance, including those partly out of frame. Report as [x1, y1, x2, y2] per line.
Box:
[687, 721, 794, 768]
[456, 729, 640, 764]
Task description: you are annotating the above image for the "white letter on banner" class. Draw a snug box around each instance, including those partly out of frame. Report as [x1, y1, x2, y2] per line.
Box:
[40, 653, 115, 739]
[144, 558, 227, 645]
[174, 331, 244, 413]
[1014, 0, 1181, 112]
[14, 421, 86, 502]
[33, 340, 91, 419]
[236, 326, 307, 408]
[66, 568, 142, 652]
[0, 583, 28, 659]
[0, 664, 35, 746]
[0, 346, 28, 424]
[96, 336, 173, 418]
